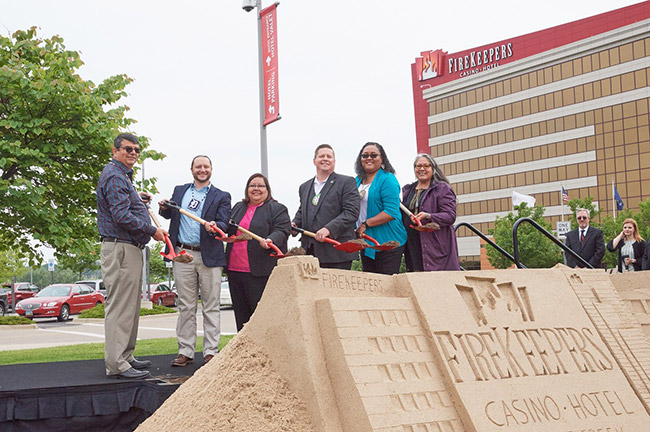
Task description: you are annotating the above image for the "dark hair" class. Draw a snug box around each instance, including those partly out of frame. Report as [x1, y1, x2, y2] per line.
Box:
[114, 133, 139, 149]
[313, 144, 334, 159]
[243, 173, 275, 204]
[414, 153, 449, 184]
[191, 155, 212, 168]
[354, 142, 395, 181]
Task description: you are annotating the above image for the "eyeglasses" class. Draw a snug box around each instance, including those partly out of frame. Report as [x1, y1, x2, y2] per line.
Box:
[248, 184, 267, 189]
[415, 164, 432, 169]
[122, 145, 141, 154]
[577, 216, 588, 220]
[361, 153, 380, 160]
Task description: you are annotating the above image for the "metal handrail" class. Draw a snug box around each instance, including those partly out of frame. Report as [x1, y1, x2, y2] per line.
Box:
[512, 217, 593, 269]
[454, 221, 523, 269]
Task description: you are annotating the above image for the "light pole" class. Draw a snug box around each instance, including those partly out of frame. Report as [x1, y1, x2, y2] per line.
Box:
[243, 0, 269, 177]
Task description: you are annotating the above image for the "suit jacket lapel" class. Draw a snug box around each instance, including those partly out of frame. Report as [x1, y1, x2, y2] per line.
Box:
[201, 186, 218, 219]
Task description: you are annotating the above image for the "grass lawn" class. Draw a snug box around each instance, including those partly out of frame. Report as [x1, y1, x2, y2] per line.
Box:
[0, 335, 234, 366]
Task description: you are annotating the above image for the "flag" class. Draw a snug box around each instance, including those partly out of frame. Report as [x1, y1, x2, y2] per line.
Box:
[614, 185, 624, 211]
[561, 186, 569, 203]
[512, 191, 536, 208]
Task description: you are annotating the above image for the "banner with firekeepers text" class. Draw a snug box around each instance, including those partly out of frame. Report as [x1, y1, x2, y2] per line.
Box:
[261, 4, 279, 126]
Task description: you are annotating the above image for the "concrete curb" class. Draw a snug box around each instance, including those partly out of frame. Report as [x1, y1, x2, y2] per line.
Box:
[0, 323, 39, 330]
[75, 313, 177, 324]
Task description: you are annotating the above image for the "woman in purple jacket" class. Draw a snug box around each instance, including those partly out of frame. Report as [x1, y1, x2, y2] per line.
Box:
[401, 153, 460, 271]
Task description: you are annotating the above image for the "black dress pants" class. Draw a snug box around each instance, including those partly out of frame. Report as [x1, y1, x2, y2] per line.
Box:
[228, 271, 269, 332]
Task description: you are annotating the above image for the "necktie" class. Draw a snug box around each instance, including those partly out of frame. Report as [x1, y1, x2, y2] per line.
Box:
[580, 230, 585, 243]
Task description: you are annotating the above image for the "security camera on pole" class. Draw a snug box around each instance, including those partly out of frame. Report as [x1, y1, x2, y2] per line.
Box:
[243, 0, 281, 178]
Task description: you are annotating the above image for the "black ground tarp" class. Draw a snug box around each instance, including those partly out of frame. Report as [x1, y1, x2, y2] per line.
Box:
[0, 354, 203, 432]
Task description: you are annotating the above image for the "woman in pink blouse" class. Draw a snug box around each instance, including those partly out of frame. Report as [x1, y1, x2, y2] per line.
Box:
[225, 173, 291, 331]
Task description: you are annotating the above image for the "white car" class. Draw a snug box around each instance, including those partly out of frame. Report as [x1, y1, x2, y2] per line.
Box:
[75, 279, 106, 298]
[220, 281, 232, 309]
[162, 280, 232, 308]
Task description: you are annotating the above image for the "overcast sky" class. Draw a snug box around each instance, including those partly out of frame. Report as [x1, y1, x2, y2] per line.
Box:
[2, 0, 640, 258]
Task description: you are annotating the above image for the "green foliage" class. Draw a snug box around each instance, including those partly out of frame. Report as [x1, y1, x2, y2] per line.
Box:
[0, 249, 26, 284]
[78, 303, 176, 318]
[0, 335, 234, 365]
[350, 256, 407, 273]
[486, 204, 563, 269]
[57, 242, 101, 279]
[0, 315, 35, 325]
[0, 27, 164, 265]
[636, 199, 650, 241]
[149, 242, 172, 282]
[16, 263, 78, 287]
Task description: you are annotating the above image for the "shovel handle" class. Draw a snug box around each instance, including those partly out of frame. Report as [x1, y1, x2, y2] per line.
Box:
[292, 226, 341, 246]
[147, 206, 179, 257]
[230, 221, 284, 257]
[162, 200, 230, 240]
[361, 233, 381, 247]
[399, 203, 423, 227]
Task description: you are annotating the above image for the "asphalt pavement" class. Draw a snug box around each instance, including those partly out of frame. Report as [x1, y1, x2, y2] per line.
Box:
[0, 306, 236, 351]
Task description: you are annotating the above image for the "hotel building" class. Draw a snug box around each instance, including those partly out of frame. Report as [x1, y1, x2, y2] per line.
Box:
[411, 1, 650, 268]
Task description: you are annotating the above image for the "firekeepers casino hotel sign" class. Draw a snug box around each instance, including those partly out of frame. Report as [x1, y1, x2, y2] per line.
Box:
[416, 42, 514, 81]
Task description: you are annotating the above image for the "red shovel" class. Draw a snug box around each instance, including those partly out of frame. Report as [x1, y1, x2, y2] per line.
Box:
[229, 220, 289, 258]
[362, 233, 400, 251]
[161, 200, 250, 243]
[292, 226, 367, 253]
[146, 206, 193, 263]
[399, 203, 440, 232]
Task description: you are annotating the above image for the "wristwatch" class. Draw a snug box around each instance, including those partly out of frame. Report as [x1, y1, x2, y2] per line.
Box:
[362, 221, 369, 229]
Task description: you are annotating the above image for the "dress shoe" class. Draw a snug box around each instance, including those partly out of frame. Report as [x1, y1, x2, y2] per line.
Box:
[204, 354, 214, 364]
[114, 368, 150, 380]
[171, 354, 193, 367]
[129, 358, 152, 369]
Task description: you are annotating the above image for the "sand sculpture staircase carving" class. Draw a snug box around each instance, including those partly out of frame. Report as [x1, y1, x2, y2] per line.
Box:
[139, 256, 650, 432]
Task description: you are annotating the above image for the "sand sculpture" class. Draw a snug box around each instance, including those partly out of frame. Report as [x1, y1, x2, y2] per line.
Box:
[138, 256, 650, 431]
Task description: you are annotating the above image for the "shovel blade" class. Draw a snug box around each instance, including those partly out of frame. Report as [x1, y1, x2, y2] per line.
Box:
[334, 242, 366, 253]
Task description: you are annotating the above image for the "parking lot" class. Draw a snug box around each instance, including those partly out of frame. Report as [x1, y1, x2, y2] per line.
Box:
[0, 307, 236, 351]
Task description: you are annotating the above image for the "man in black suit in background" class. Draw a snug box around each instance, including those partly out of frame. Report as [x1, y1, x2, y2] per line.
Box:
[292, 144, 359, 269]
[564, 208, 605, 269]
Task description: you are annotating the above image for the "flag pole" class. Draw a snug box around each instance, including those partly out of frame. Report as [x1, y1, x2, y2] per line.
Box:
[560, 185, 564, 222]
[612, 178, 616, 220]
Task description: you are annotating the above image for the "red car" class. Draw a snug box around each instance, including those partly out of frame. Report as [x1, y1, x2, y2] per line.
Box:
[144, 284, 178, 307]
[15, 284, 104, 321]
[1, 282, 41, 307]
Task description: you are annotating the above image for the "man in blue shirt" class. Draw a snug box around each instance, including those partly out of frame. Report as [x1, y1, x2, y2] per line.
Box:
[159, 155, 231, 367]
[97, 133, 167, 379]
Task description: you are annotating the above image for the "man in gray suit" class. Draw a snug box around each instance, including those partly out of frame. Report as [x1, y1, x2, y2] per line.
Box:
[292, 144, 360, 269]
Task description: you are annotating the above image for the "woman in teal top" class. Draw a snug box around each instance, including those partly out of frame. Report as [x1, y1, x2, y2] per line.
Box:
[354, 142, 407, 274]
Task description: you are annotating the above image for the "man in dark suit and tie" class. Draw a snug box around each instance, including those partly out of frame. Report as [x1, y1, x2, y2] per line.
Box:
[564, 208, 605, 269]
[292, 144, 359, 269]
[159, 155, 231, 367]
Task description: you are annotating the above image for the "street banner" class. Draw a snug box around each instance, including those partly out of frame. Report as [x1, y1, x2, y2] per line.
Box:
[261, 4, 279, 126]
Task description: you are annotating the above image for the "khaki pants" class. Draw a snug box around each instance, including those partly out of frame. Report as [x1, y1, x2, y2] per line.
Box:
[173, 248, 222, 358]
[101, 242, 143, 375]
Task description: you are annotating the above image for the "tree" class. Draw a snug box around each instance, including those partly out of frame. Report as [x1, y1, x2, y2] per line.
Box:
[149, 242, 172, 283]
[0, 248, 26, 284]
[635, 198, 650, 241]
[486, 204, 563, 269]
[16, 263, 77, 287]
[0, 27, 164, 265]
[57, 243, 101, 280]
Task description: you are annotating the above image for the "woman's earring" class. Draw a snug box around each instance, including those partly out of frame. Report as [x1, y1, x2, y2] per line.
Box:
[381, 163, 385, 169]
